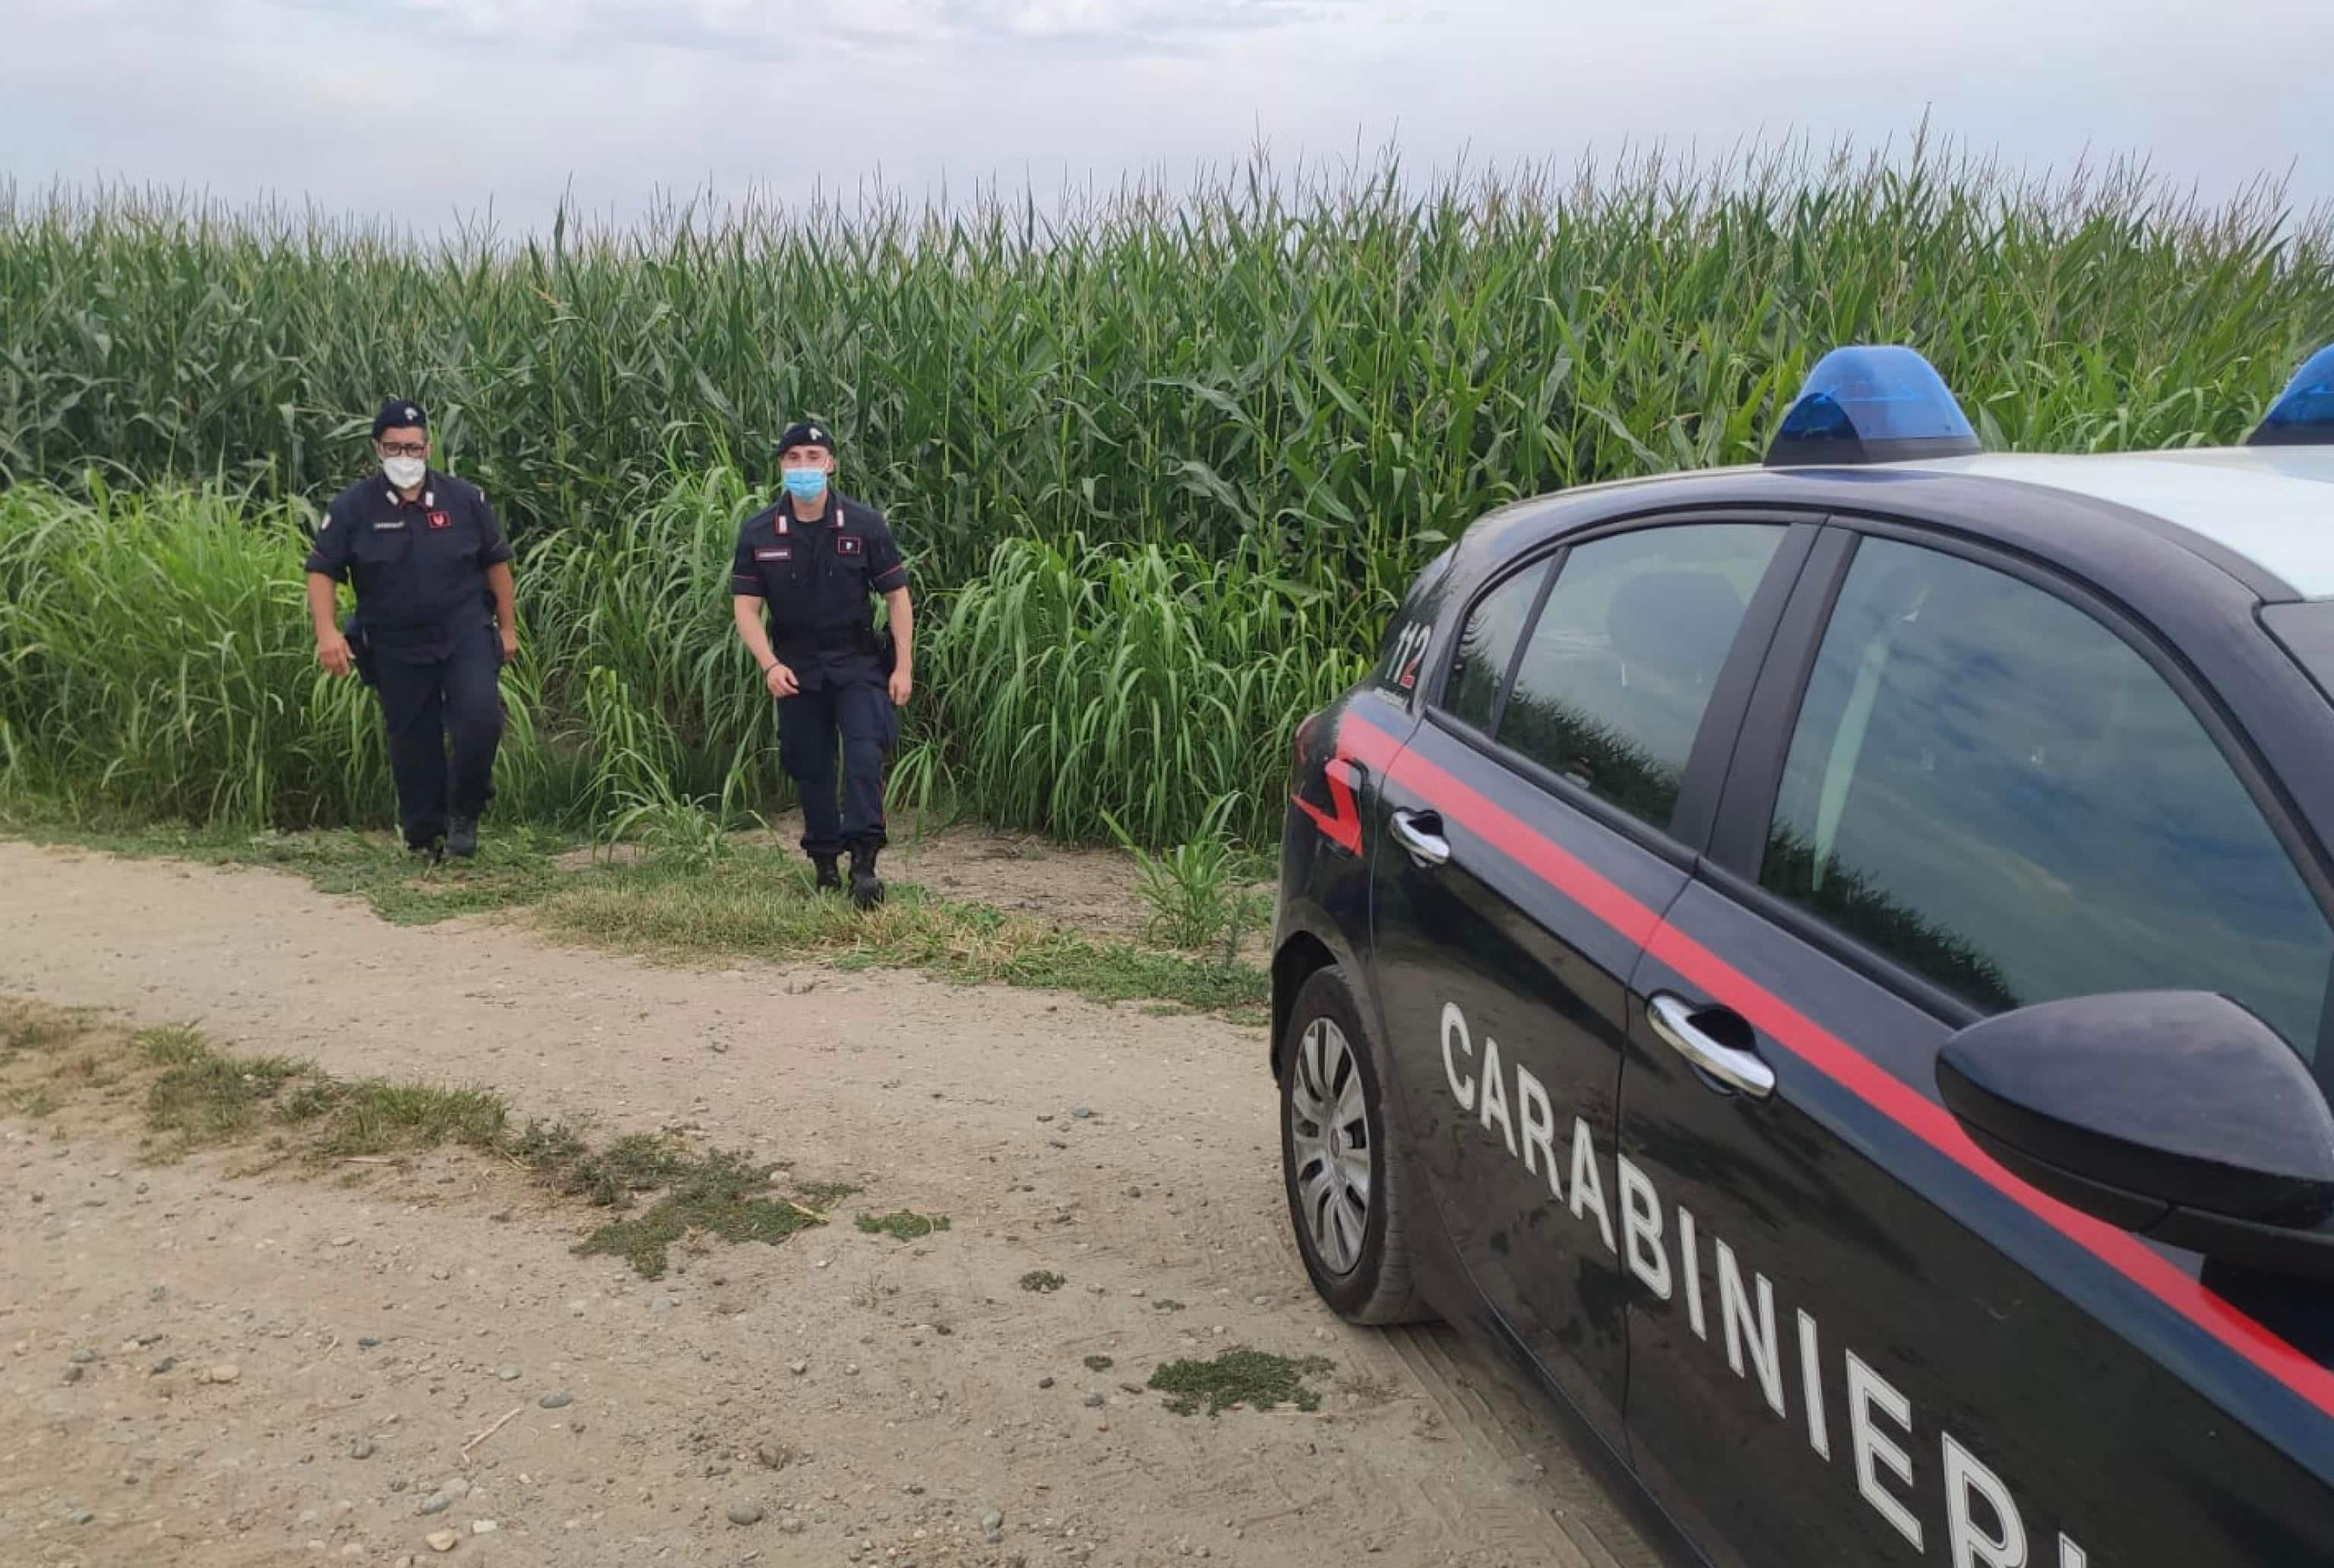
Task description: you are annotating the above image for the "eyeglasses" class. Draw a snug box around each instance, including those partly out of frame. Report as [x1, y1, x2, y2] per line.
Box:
[377, 441, 428, 458]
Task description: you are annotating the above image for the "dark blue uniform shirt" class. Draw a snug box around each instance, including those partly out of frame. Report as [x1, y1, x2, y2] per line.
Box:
[729, 492, 907, 690]
[305, 471, 512, 643]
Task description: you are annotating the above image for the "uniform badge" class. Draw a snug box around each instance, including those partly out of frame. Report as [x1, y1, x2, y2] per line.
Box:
[426, 510, 452, 530]
[836, 535, 863, 556]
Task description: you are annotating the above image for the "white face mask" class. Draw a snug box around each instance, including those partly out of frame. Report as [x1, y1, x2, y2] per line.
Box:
[382, 454, 427, 489]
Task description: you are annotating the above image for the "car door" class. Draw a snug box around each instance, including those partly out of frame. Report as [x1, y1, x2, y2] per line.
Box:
[1365, 515, 1807, 1448]
[1616, 525, 2334, 1567]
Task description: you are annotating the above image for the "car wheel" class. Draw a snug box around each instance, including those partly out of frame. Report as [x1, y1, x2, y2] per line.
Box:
[1279, 965, 1430, 1325]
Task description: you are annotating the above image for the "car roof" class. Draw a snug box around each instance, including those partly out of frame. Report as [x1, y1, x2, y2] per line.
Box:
[1887, 446, 2334, 600]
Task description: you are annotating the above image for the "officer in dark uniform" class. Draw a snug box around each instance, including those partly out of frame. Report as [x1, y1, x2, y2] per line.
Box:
[729, 420, 914, 907]
[305, 399, 518, 860]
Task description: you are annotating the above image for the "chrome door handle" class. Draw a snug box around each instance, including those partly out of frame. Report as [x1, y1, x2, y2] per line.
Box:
[1389, 808, 1450, 867]
[1647, 994, 1776, 1100]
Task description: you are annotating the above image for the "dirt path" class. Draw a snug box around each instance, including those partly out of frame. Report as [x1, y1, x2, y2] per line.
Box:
[0, 840, 1650, 1568]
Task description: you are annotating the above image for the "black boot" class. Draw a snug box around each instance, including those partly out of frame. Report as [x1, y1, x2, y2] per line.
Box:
[812, 854, 842, 893]
[848, 842, 884, 910]
[447, 816, 480, 859]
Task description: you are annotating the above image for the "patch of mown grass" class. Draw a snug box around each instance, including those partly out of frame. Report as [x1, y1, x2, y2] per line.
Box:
[520, 1124, 697, 1207]
[1019, 1269, 1067, 1293]
[855, 1209, 950, 1241]
[0, 808, 572, 926]
[533, 846, 1267, 1015]
[1148, 1348, 1336, 1417]
[573, 1149, 827, 1279]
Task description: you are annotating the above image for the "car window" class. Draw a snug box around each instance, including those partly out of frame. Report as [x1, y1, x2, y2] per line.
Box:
[1762, 536, 2331, 1057]
[1441, 558, 1549, 733]
[1496, 525, 1784, 831]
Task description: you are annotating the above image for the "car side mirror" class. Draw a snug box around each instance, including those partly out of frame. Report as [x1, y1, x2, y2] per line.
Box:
[1936, 991, 2334, 1282]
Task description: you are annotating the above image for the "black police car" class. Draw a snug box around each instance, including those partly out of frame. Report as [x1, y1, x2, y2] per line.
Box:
[1270, 345, 2334, 1566]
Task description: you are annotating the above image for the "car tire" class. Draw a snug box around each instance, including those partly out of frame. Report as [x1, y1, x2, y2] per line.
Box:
[1279, 965, 1431, 1326]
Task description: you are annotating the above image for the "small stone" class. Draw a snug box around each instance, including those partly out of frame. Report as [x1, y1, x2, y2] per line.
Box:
[391, 1480, 408, 1494]
[206, 1363, 241, 1384]
[1037, 1376, 1055, 1389]
[343, 1546, 367, 1560]
[1126, 1187, 1142, 1199]
[789, 1360, 808, 1376]
[843, 1363, 859, 1376]
[359, 1338, 382, 1349]
[988, 1530, 1005, 1545]
[903, 1482, 924, 1495]
[470, 1520, 498, 1535]
[727, 1502, 764, 1526]
[1071, 1106, 1093, 1120]
[650, 1297, 675, 1315]
[495, 1366, 519, 1382]
[70, 1348, 96, 1364]
[70, 1509, 96, 1525]
[439, 1478, 470, 1500]
[780, 1518, 806, 1535]
[424, 1530, 457, 1553]
[351, 1438, 377, 1460]
[539, 1390, 574, 1409]
[1083, 1392, 1105, 1408]
[333, 1235, 356, 1247]
[62, 1364, 84, 1384]
[982, 1510, 1004, 1532]
[419, 1493, 453, 1516]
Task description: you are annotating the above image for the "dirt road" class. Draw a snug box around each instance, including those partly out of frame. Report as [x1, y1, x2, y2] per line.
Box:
[0, 839, 1652, 1568]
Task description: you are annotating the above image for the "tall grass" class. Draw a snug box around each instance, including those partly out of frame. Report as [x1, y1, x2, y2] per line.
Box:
[3, 141, 2332, 843]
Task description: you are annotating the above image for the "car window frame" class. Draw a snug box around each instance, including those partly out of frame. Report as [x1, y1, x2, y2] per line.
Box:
[1419, 511, 1822, 865]
[1706, 516, 2334, 1073]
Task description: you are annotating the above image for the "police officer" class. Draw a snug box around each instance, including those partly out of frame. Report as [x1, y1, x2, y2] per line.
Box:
[305, 399, 518, 861]
[729, 420, 913, 907]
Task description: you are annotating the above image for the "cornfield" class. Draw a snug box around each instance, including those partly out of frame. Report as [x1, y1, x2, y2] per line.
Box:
[3, 141, 2331, 844]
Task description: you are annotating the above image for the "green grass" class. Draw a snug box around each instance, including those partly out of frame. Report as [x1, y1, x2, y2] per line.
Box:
[1147, 1348, 1337, 1417]
[572, 1150, 827, 1279]
[1019, 1270, 1067, 1293]
[528, 846, 1269, 1013]
[855, 1209, 950, 1241]
[5, 144, 2329, 850]
[4, 999, 839, 1281]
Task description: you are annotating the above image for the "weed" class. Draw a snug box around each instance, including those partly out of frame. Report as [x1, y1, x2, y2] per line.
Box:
[574, 1150, 826, 1279]
[1150, 1298, 1186, 1312]
[856, 1210, 950, 1242]
[1083, 1355, 1115, 1372]
[1019, 1270, 1067, 1293]
[1148, 1348, 1336, 1417]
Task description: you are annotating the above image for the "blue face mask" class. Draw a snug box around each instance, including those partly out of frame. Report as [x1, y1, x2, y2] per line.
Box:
[783, 468, 828, 501]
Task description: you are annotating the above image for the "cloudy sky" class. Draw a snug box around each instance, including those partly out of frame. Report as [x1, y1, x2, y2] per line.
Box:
[5, 0, 2329, 230]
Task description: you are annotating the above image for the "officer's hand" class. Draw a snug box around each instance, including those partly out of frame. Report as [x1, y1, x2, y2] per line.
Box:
[764, 660, 799, 699]
[888, 668, 913, 707]
[316, 631, 354, 678]
[500, 627, 520, 665]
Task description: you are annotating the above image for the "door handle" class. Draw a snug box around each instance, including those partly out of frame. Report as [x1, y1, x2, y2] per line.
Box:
[1646, 994, 1776, 1100]
[1389, 808, 1450, 867]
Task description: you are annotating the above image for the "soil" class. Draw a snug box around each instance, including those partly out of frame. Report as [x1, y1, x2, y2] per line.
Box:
[0, 838, 1658, 1568]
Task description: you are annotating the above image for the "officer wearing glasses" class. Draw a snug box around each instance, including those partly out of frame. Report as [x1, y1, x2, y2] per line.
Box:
[305, 399, 518, 860]
[729, 420, 914, 906]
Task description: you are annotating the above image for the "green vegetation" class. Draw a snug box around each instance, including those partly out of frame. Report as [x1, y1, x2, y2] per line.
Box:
[1, 997, 842, 1279]
[1019, 1269, 1067, 1293]
[5, 146, 2328, 850]
[527, 846, 1268, 1013]
[1083, 1354, 1115, 1372]
[855, 1209, 951, 1241]
[572, 1150, 827, 1280]
[1148, 1348, 1337, 1417]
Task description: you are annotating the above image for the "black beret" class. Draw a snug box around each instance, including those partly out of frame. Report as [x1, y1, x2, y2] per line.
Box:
[372, 398, 428, 438]
[776, 419, 835, 454]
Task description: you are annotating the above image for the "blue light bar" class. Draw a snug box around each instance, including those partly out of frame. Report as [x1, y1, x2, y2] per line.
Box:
[2248, 343, 2334, 447]
[1764, 345, 1981, 467]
